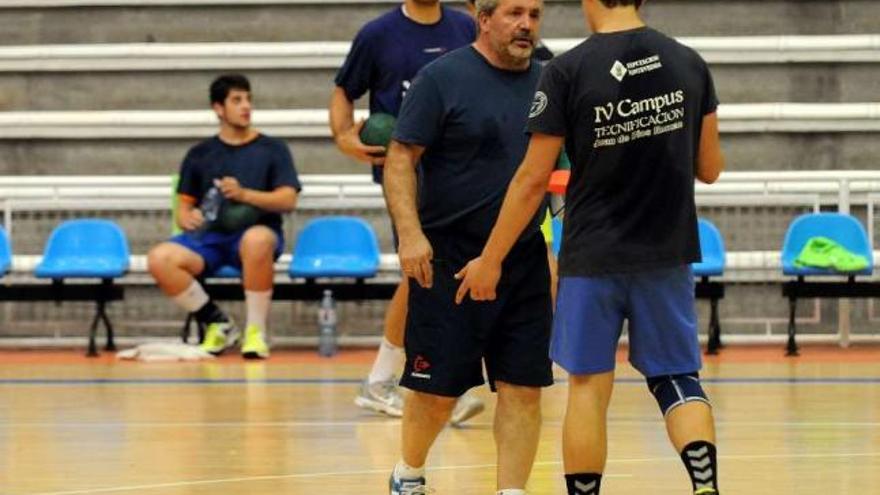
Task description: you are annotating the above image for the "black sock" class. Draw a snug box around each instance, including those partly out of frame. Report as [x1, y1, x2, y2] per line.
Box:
[194, 300, 228, 325]
[565, 473, 602, 495]
[681, 440, 719, 494]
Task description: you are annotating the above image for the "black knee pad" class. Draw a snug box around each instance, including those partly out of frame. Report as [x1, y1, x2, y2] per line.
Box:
[646, 372, 710, 416]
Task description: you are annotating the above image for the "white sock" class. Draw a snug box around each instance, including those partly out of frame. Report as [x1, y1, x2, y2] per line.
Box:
[368, 337, 405, 384]
[497, 490, 527, 495]
[172, 280, 209, 313]
[393, 460, 425, 480]
[245, 289, 272, 331]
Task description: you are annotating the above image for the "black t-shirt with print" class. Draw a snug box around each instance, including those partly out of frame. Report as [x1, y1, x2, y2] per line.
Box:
[528, 27, 718, 276]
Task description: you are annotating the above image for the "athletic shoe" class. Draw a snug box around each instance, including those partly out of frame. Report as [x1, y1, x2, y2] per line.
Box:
[389, 472, 431, 495]
[354, 378, 404, 417]
[241, 324, 270, 360]
[198, 321, 239, 356]
[449, 393, 486, 426]
[694, 489, 719, 495]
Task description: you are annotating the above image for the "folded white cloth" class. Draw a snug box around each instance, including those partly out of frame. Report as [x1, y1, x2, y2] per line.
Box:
[116, 342, 215, 362]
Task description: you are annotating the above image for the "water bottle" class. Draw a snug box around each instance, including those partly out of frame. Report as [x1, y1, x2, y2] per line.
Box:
[317, 290, 338, 357]
[192, 186, 222, 237]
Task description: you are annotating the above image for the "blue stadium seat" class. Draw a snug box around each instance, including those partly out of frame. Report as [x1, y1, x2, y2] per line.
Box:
[781, 213, 873, 277]
[0, 225, 11, 276]
[693, 218, 726, 277]
[208, 265, 242, 278]
[290, 216, 380, 279]
[34, 219, 129, 356]
[289, 216, 380, 357]
[780, 212, 874, 356]
[35, 219, 129, 279]
[692, 218, 726, 354]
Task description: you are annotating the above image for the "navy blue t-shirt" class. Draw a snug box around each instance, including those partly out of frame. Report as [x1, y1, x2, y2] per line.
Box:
[393, 46, 545, 260]
[335, 5, 475, 182]
[177, 134, 302, 232]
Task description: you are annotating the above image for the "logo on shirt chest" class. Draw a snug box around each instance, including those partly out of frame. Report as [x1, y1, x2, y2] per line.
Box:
[610, 55, 663, 82]
[530, 91, 549, 118]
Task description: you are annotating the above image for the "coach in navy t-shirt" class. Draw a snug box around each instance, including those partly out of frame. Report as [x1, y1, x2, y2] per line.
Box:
[392, 47, 546, 249]
[383, 1, 552, 493]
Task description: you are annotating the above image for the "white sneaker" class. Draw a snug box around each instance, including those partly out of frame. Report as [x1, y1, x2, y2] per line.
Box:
[449, 393, 485, 426]
[354, 378, 404, 417]
[389, 471, 432, 495]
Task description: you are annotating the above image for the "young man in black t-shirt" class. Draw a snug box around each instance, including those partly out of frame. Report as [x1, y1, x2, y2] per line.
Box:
[383, 1, 552, 493]
[148, 74, 301, 360]
[456, 1, 726, 494]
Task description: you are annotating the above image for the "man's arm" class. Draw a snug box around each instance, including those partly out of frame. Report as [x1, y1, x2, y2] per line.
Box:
[329, 87, 386, 163]
[696, 112, 724, 184]
[176, 195, 203, 231]
[383, 139, 432, 288]
[454, 133, 563, 303]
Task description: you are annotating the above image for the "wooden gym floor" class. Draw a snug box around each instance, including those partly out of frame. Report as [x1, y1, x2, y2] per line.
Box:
[0, 345, 878, 494]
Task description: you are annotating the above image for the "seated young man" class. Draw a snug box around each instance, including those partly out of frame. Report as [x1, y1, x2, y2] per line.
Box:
[148, 74, 301, 359]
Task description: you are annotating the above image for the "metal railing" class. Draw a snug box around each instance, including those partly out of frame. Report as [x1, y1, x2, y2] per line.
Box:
[2, 171, 880, 346]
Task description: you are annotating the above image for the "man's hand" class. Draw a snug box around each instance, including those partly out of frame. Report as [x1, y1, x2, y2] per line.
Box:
[335, 119, 387, 164]
[216, 177, 247, 202]
[454, 256, 502, 305]
[398, 231, 434, 289]
[179, 207, 205, 231]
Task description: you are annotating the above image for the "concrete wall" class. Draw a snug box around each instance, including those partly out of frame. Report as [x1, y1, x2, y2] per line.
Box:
[1, 63, 878, 112]
[0, 133, 878, 177]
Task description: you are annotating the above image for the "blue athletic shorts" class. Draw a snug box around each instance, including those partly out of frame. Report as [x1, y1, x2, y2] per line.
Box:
[551, 265, 701, 377]
[170, 226, 284, 276]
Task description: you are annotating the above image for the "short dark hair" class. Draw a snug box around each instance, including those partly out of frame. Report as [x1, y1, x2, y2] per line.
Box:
[599, 0, 643, 7]
[209, 74, 251, 105]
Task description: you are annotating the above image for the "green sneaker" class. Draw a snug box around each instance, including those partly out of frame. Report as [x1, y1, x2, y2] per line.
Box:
[241, 324, 270, 360]
[199, 321, 239, 356]
[795, 236, 869, 273]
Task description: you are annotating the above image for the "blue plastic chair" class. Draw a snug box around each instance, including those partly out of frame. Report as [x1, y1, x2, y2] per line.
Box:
[35, 219, 130, 356]
[207, 265, 242, 278]
[289, 216, 380, 357]
[780, 213, 873, 356]
[36, 219, 130, 279]
[692, 218, 726, 354]
[0, 226, 11, 276]
[693, 218, 726, 277]
[781, 213, 873, 277]
[290, 216, 380, 279]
